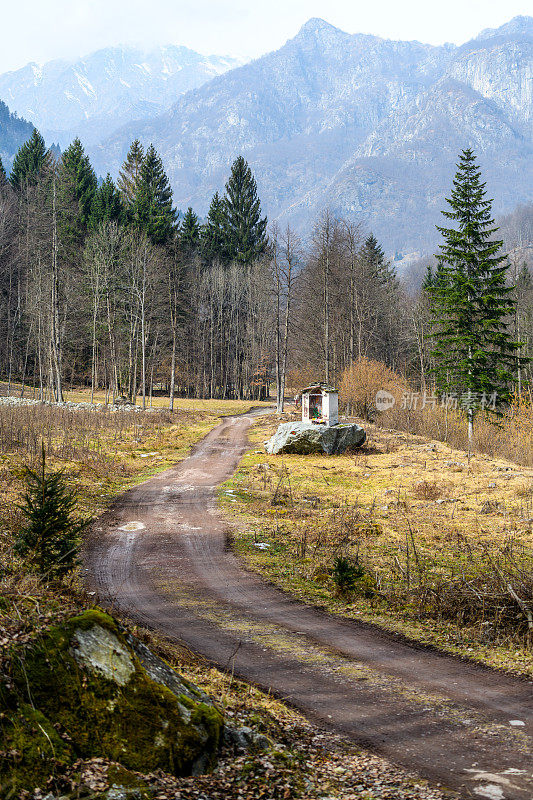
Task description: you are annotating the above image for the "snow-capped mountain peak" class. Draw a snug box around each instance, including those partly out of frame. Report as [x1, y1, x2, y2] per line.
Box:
[0, 44, 245, 145]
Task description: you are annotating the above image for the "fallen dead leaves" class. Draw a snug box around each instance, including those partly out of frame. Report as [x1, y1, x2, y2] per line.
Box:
[21, 726, 454, 800]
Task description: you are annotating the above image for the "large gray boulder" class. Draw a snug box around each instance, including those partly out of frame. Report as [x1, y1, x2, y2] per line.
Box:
[265, 421, 366, 455]
[1, 610, 223, 794]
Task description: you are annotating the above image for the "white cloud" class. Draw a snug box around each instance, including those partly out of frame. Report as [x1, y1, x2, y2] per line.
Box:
[0, 0, 531, 72]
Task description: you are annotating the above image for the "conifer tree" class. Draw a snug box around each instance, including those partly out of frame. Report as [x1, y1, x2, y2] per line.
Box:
[118, 139, 144, 208]
[56, 138, 97, 256]
[352, 232, 401, 364]
[179, 206, 200, 253]
[10, 129, 50, 190]
[359, 233, 396, 285]
[421, 265, 435, 292]
[89, 174, 124, 229]
[222, 156, 267, 264]
[15, 445, 87, 579]
[201, 192, 226, 263]
[0, 156, 6, 186]
[58, 138, 97, 225]
[429, 149, 523, 440]
[131, 144, 176, 245]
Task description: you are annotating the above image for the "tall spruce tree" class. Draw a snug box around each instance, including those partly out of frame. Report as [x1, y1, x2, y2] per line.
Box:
[421, 265, 435, 292]
[89, 174, 124, 229]
[118, 139, 144, 209]
[131, 144, 176, 245]
[10, 129, 50, 190]
[57, 138, 97, 256]
[179, 206, 200, 253]
[222, 156, 267, 265]
[0, 156, 6, 186]
[429, 149, 523, 441]
[354, 232, 401, 364]
[359, 234, 396, 285]
[201, 191, 226, 263]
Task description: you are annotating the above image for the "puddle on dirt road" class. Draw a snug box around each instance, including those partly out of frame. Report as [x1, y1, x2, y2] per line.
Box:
[466, 768, 529, 800]
[118, 521, 146, 531]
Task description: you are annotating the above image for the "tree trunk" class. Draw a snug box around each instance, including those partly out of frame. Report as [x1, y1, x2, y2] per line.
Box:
[50, 179, 63, 402]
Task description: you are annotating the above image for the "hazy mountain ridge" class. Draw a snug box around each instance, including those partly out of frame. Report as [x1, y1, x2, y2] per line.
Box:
[0, 100, 34, 172]
[92, 20, 452, 218]
[318, 22, 533, 252]
[0, 45, 243, 146]
[91, 16, 532, 254]
[1, 17, 531, 254]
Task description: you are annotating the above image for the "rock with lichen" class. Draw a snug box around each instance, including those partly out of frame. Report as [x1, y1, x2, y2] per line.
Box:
[0, 610, 223, 794]
[265, 421, 366, 455]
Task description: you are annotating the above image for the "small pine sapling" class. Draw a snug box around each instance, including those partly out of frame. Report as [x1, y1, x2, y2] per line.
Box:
[331, 556, 365, 596]
[15, 445, 88, 579]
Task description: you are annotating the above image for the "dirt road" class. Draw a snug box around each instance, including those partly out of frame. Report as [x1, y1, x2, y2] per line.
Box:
[85, 412, 532, 800]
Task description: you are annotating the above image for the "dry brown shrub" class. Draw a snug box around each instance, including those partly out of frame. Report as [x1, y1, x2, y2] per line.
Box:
[340, 357, 408, 421]
[378, 391, 533, 467]
[412, 480, 444, 501]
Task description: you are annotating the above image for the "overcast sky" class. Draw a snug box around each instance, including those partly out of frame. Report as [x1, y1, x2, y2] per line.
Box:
[1, 0, 531, 72]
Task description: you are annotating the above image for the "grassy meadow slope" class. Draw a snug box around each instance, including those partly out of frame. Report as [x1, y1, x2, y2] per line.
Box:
[221, 411, 533, 676]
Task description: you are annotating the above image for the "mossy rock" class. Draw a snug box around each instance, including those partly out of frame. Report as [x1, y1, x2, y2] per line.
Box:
[96, 764, 152, 798]
[0, 702, 73, 794]
[106, 763, 148, 789]
[2, 610, 223, 792]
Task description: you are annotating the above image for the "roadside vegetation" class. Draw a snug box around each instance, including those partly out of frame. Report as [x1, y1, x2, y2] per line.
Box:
[0, 400, 259, 531]
[0, 397, 268, 612]
[0, 586, 448, 800]
[0, 397, 449, 799]
[222, 411, 533, 676]
[376, 395, 533, 468]
[337, 357, 533, 466]
[0, 397, 262, 663]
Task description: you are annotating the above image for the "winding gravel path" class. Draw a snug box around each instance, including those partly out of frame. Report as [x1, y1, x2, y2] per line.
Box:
[85, 411, 532, 800]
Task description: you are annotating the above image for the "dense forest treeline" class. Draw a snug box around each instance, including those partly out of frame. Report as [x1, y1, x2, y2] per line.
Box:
[0, 130, 532, 406]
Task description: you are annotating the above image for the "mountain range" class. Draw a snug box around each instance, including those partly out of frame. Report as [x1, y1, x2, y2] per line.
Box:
[0, 45, 243, 147]
[0, 16, 531, 255]
[93, 15, 532, 255]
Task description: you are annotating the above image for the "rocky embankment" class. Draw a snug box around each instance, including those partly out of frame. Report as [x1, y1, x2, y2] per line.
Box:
[0, 396, 146, 412]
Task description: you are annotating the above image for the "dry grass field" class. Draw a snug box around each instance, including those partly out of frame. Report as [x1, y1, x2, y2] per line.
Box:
[379, 395, 533, 467]
[0, 380, 272, 414]
[0, 400, 259, 524]
[221, 411, 533, 675]
[0, 395, 267, 614]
